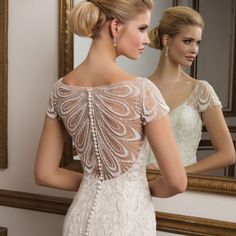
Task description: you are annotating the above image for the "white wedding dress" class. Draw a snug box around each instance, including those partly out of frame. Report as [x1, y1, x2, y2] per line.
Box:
[147, 80, 222, 167]
[46, 77, 169, 236]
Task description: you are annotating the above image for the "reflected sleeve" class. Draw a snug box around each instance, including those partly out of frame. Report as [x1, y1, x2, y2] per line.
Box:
[198, 81, 222, 113]
[141, 79, 170, 125]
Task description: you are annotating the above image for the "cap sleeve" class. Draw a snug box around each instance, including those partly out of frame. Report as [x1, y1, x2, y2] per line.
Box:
[46, 81, 59, 119]
[197, 81, 222, 113]
[141, 79, 169, 125]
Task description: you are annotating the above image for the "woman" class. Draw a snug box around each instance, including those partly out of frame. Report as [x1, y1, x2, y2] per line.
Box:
[34, 1, 187, 235]
[147, 6, 235, 173]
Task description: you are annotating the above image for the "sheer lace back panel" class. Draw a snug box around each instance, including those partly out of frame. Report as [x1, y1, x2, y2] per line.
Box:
[47, 77, 169, 180]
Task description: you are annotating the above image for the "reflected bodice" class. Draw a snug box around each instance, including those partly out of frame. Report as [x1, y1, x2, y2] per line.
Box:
[169, 102, 202, 166]
[147, 80, 222, 167]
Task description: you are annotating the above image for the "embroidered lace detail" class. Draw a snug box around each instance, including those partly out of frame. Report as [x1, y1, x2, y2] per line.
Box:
[147, 80, 222, 167]
[46, 77, 169, 236]
[187, 80, 222, 112]
[47, 77, 169, 180]
[63, 141, 156, 236]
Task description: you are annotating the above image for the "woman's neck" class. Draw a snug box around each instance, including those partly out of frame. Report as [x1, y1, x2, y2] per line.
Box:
[75, 36, 132, 85]
[150, 53, 183, 83]
[87, 36, 117, 63]
[80, 36, 119, 77]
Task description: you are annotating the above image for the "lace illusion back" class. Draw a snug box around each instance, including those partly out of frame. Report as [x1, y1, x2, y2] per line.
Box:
[147, 80, 222, 167]
[46, 77, 169, 236]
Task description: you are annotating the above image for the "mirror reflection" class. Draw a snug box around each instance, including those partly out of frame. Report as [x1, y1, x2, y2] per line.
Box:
[72, 0, 236, 178]
[145, 2, 235, 177]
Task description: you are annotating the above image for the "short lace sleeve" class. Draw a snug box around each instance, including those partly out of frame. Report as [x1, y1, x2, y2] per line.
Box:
[197, 81, 222, 113]
[141, 79, 169, 125]
[46, 82, 59, 119]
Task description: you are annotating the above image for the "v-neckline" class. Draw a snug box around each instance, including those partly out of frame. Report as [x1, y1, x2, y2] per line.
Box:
[169, 81, 200, 114]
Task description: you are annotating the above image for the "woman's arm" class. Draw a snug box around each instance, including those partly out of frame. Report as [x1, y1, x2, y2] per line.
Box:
[35, 116, 83, 191]
[185, 107, 235, 174]
[145, 115, 187, 198]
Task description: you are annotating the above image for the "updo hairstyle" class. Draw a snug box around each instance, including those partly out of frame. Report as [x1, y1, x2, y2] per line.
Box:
[149, 6, 204, 50]
[68, 0, 153, 38]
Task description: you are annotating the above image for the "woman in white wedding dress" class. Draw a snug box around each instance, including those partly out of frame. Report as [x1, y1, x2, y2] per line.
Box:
[34, 1, 187, 235]
[147, 6, 235, 173]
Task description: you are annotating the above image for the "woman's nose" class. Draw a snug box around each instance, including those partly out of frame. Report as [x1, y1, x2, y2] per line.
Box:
[144, 32, 150, 45]
[191, 43, 198, 53]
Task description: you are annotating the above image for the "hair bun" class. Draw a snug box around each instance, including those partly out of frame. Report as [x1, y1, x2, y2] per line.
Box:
[148, 26, 161, 50]
[68, 1, 106, 38]
[68, 0, 153, 38]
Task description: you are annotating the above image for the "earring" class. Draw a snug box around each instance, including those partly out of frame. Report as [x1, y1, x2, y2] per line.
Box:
[113, 36, 117, 47]
[165, 46, 168, 57]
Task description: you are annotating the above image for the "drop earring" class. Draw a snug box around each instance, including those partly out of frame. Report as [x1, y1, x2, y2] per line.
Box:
[165, 46, 168, 57]
[113, 36, 117, 47]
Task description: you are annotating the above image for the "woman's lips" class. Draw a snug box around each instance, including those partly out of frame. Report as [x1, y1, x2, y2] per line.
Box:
[185, 56, 195, 61]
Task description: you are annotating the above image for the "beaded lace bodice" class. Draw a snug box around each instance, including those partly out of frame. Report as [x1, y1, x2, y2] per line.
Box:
[47, 77, 169, 179]
[147, 80, 222, 167]
[46, 77, 169, 236]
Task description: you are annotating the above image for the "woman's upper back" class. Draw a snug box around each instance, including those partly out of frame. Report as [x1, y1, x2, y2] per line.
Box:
[46, 77, 169, 180]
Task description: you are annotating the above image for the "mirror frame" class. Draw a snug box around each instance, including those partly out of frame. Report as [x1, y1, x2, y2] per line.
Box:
[59, 0, 236, 195]
[0, 0, 8, 169]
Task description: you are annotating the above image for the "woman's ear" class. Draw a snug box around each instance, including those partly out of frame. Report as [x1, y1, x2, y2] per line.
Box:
[162, 34, 170, 47]
[110, 19, 120, 38]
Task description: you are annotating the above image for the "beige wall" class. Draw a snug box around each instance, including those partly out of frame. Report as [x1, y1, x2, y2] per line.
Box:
[0, 0, 70, 235]
[0, 0, 235, 235]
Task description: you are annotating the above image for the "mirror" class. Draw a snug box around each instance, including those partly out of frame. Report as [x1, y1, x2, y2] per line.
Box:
[0, 0, 8, 168]
[174, 0, 236, 116]
[170, 0, 236, 172]
[59, 0, 236, 195]
[153, 0, 236, 182]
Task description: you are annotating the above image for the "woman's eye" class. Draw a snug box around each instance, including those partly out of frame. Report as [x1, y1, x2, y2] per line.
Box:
[183, 40, 191, 44]
[183, 40, 201, 46]
[139, 27, 147, 32]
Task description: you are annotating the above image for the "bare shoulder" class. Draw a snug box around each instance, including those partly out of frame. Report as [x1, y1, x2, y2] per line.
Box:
[148, 73, 156, 82]
[182, 72, 198, 88]
[107, 66, 138, 83]
[62, 64, 138, 87]
[62, 68, 80, 86]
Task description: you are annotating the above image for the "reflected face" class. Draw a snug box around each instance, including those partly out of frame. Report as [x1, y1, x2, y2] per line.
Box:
[116, 10, 151, 59]
[168, 25, 202, 67]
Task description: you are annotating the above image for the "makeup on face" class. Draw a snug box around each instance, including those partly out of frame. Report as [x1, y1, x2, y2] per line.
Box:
[168, 25, 202, 66]
[116, 10, 151, 59]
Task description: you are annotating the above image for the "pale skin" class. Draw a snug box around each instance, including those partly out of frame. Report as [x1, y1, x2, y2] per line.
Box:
[148, 25, 235, 174]
[35, 10, 187, 197]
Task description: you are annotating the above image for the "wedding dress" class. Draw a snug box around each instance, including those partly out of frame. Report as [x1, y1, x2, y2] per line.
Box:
[46, 77, 169, 236]
[147, 80, 222, 167]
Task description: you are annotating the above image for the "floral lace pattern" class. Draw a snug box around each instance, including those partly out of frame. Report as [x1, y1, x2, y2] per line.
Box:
[63, 141, 156, 236]
[46, 77, 169, 235]
[147, 80, 222, 167]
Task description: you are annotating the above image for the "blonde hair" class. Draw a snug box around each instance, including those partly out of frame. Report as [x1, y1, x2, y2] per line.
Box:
[68, 0, 153, 38]
[149, 6, 204, 50]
